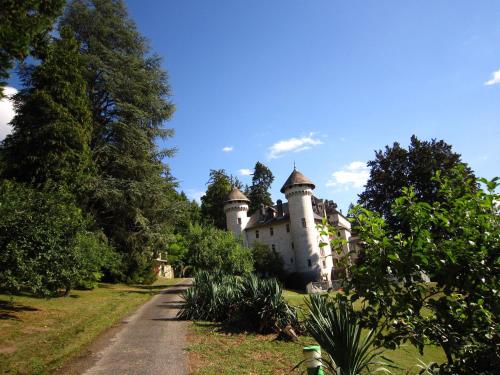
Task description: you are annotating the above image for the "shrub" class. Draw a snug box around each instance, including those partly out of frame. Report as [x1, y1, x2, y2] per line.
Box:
[178, 271, 300, 336]
[0, 181, 118, 296]
[251, 242, 285, 279]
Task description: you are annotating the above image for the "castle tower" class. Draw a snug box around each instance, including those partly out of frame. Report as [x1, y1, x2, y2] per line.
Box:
[281, 169, 322, 281]
[224, 187, 250, 237]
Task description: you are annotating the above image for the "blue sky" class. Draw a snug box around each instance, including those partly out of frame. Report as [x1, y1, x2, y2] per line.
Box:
[1, 1, 499, 211]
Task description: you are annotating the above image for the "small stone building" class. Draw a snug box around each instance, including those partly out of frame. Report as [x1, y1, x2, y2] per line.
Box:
[224, 168, 355, 284]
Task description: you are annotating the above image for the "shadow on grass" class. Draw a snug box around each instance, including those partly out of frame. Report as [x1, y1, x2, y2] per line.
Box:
[0, 300, 38, 320]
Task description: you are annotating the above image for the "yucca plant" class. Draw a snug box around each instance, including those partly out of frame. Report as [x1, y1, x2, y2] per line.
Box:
[304, 294, 395, 375]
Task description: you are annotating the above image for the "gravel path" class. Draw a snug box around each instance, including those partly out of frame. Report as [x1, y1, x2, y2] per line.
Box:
[80, 280, 191, 375]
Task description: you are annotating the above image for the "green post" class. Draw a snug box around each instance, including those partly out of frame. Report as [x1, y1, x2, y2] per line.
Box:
[303, 345, 324, 375]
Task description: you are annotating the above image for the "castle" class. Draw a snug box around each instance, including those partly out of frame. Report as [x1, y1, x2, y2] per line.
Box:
[224, 168, 355, 284]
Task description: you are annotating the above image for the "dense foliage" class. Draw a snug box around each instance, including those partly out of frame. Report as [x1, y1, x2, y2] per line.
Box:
[346, 169, 499, 373]
[170, 224, 253, 276]
[358, 135, 476, 234]
[0, 181, 117, 297]
[178, 271, 300, 335]
[200, 169, 242, 229]
[251, 242, 284, 279]
[0, 0, 184, 294]
[246, 161, 274, 215]
[1, 27, 93, 194]
[59, 0, 182, 283]
[0, 0, 65, 96]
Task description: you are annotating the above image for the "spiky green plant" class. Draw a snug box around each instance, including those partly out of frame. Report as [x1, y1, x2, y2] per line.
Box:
[304, 294, 395, 375]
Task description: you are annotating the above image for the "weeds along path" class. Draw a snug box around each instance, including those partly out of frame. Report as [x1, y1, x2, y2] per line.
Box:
[64, 279, 192, 375]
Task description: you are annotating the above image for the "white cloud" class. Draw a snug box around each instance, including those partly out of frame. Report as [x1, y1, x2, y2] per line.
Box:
[268, 133, 323, 159]
[485, 69, 500, 86]
[222, 146, 234, 152]
[326, 161, 369, 190]
[186, 189, 205, 203]
[238, 168, 252, 176]
[0, 87, 17, 141]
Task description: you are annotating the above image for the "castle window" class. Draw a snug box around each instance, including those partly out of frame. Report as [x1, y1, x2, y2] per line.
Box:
[320, 247, 325, 257]
[237, 217, 242, 224]
[286, 223, 290, 233]
[256, 230, 259, 239]
[301, 218, 307, 228]
[290, 257, 294, 264]
[322, 260, 326, 268]
[291, 242, 294, 249]
[270, 227, 274, 236]
[272, 244, 276, 251]
[337, 231, 341, 237]
[307, 259, 312, 267]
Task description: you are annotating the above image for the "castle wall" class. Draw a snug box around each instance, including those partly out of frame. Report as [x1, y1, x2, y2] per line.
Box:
[245, 221, 295, 273]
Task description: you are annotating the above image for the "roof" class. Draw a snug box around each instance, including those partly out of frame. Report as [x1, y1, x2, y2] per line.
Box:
[225, 187, 250, 203]
[280, 169, 316, 193]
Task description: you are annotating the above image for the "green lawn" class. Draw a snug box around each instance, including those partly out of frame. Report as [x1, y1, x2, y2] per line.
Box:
[187, 289, 446, 375]
[0, 278, 184, 375]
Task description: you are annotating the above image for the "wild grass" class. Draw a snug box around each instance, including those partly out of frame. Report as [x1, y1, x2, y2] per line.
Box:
[0, 278, 184, 375]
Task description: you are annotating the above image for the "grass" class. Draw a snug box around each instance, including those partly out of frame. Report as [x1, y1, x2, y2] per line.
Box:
[0, 278, 184, 375]
[187, 288, 446, 375]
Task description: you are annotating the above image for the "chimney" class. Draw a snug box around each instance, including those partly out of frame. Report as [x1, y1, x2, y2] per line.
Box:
[276, 199, 283, 216]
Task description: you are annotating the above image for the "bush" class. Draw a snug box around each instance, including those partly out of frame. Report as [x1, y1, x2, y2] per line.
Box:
[178, 224, 253, 275]
[178, 271, 300, 335]
[251, 242, 284, 279]
[0, 181, 118, 296]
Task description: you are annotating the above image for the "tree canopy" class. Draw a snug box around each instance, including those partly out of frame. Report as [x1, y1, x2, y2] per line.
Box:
[358, 135, 476, 234]
[200, 169, 242, 229]
[0, 0, 65, 96]
[247, 161, 274, 215]
[60, 0, 180, 282]
[346, 169, 499, 373]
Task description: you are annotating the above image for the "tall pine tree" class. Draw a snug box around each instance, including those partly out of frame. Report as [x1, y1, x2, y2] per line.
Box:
[60, 0, 180, 282]
[247, 161, 274, 215]
[1, 27, 93, 193]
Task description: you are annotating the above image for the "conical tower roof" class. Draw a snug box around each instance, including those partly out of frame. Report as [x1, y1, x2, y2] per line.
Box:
[280, 168, 315, 193]
[225, 187, 250, 203]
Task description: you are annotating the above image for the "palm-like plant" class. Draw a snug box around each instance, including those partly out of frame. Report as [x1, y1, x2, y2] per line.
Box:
[305, 294, 394, 375]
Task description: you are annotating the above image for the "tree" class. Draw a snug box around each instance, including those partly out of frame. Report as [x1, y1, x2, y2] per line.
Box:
[0, 0, 65, 96]
[61, 0, 180, 282]
[0, 181, 117, 297]
[247, 161, 274, 215]
[200, 169, 242, 229]
[1, 27, 93, 196]
[251, 242, 284, 279]
[358, 135, 476, 234]
[344, 168, 499, 373]
[181, 224, 253, 275]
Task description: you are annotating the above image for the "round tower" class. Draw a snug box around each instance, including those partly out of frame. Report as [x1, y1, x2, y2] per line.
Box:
[281, 169, 321, 280]
[224, 188, 250, 237]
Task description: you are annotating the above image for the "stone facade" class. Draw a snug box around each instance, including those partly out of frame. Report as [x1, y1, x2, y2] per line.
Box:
[224, 168, 354, 284]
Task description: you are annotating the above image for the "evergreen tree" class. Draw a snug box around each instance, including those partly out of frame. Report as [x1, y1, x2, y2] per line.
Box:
[247, 161, 274, 215]
[200, 169, 243, 229]
[0, 0, 65, 96]
[61, 0, 180, 282]
[1, 27, 93, 194]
